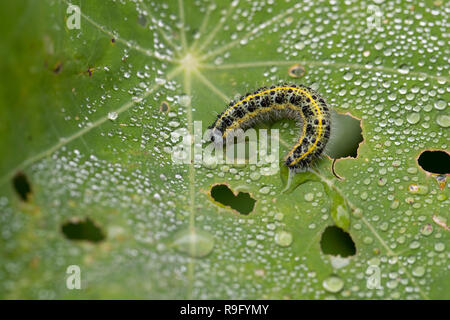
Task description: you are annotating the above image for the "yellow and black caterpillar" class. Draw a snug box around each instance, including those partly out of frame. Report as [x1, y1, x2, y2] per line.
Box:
[209, 84, 331, 171]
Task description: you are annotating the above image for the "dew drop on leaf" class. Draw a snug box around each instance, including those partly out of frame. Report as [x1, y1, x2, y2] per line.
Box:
[274, 230, 293, 247]
[434, 99, 446, 110]
[434, 243, 445, 252]
[412, 266, 425, 277]
[322, 275, 344, 293]
[172, 228, 215, 258]
[108, 112, 118, 121]
[406, 112, 420, 125]
[436, 114, 450, 128]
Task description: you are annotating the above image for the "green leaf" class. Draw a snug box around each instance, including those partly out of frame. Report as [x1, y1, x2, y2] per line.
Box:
[0, 0, 448, 299]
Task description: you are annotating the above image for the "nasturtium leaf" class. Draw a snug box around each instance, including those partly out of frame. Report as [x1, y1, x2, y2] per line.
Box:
[0, 0, 448, 299]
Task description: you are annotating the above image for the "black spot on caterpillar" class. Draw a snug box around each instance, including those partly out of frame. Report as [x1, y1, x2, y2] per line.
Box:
[208, 84, 331, 172]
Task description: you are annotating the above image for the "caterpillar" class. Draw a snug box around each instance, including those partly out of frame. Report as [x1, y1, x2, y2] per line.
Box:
[208, 84, 331, 172]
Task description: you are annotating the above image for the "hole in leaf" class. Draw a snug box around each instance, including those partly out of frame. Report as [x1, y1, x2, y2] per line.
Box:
[417, 150, 450, 174]
[137, 14, 148, 27]
[160, 101, 170, 113]
[288, 63, 305, 78]
[61, 217, 106, 243]
[326, 111, 363, 159]
[210, 184, 256, 215]
[12, 171, 32, 202]
[320, 226, 356, 257]
[52, 61, 62, 74]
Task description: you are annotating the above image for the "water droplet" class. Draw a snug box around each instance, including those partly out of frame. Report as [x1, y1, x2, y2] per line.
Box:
[352, 207, 363, 218]
[108, 112, 118, 121]
[386, 280, 398, 289]
[397, 235, 406, 244]
[407, 167, 418, 174]
[267, 223, 276, 230]
[168, 120, 180, 128]
[398, 64, 409, 74]
[179, 94, 191, 107]
[274, 230, 293, 247]
[406, 112, 420, 124]
[374, 42, 384, 50]
[409, 240, 420, 249]
[363, 236, 373, 244]
[239, 38, 248, 46]
[436, 114, 450, 128]
[412, 266, 425, 277]
[330, 256, 350, 269]
[259, 186, 270, 194]
[408, 184, 428, 195]
[369, 257, 380, 266]
[383, 47, 392, 56]
[202, 154, 218, 169]
[434, 242, 445, 252]
[294, 41, 305, 50]
[343, 72, 354, 81]
[304, 193, 314, 201]
[423, 104, 433, 112]
[249, 171, 261, 181]
[392, 160, 401, 167]
[322, 275, 344, 293]
[434, 99, 446, 110]
[420, 223, 433, 236]
[299, 24, 311, 35]
[390, 199, 399, 209]
[246, 239, 257, 247]
[274, 212, 284, 221]
[172, 228, 214, 258]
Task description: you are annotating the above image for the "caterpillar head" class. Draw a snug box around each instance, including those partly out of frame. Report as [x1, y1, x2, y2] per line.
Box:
[208, 128, 224, 147]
